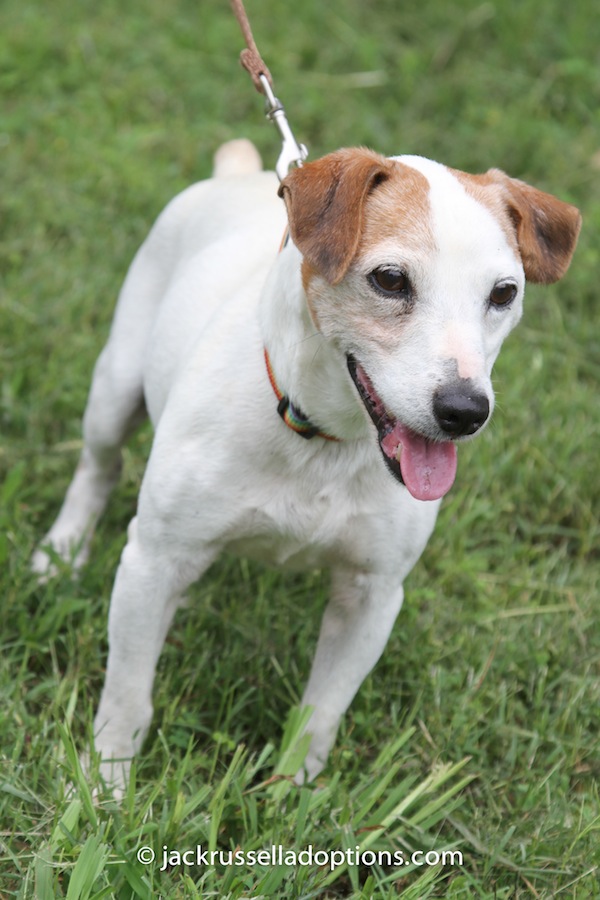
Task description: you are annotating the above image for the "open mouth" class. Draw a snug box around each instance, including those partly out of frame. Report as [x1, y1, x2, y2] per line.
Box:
[347, 355, 458, 502]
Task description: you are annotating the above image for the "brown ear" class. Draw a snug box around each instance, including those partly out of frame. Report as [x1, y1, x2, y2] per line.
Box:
[278, 148, 392, 284]
[488, 169, 582, 284]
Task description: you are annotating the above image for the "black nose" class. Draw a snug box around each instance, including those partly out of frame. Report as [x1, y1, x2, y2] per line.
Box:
[433, 384, 490, 437]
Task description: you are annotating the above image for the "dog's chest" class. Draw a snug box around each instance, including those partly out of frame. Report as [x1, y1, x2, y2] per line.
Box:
[221, 454, 436, 575]
[226, 483, 360, 570]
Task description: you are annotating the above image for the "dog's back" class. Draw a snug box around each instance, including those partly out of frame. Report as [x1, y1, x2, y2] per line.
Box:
[111, 143, 286, 424]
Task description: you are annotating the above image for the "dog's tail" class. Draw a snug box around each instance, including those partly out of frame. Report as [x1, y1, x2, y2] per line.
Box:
[212, 139, 263, 177]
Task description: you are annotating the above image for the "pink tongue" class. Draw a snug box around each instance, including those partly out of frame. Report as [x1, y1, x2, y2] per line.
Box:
[381, 424, 458, 502]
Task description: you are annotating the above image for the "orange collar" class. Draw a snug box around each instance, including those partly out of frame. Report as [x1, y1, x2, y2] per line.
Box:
[264, 349, 340, 442]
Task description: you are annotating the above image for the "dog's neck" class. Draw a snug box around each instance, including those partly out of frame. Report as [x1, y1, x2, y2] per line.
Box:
[259, 241, 367, 442]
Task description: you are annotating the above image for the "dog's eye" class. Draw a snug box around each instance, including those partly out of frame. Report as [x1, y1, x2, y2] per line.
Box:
[489, 281, 517, 308]
[369, 267, 410, 297]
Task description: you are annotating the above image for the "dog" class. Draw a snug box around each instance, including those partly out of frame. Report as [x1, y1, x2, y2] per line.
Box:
[33, 139, 581, 790]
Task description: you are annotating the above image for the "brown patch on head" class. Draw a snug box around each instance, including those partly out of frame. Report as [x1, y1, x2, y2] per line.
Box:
[281, 150, 438, 291]
[279, 148, 393, 284]
[451, 167, 582, 284]
[358, 160, 436, 258]
[293, 155, 437, 334]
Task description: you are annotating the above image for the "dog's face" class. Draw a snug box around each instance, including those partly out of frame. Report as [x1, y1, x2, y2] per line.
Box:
[279, 150, 581, 501]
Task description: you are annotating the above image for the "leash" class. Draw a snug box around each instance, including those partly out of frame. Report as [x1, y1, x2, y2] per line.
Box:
[230, 0, 308, 181]
[230, 1, 339, 443]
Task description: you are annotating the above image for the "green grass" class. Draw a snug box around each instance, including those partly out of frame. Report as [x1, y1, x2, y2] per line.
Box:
[1, 0, 599, 896]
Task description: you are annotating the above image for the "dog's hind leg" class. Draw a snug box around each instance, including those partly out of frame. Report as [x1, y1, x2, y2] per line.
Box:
[32, 240, 170, 577]
[91, 511, 217, 794]
[297, 568, 405, 782]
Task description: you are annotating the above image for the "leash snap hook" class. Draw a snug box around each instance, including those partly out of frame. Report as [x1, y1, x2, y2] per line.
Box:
[259, 74, 308, 180]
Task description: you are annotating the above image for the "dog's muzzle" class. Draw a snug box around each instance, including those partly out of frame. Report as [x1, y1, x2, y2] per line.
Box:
[347, 355, 459, 502]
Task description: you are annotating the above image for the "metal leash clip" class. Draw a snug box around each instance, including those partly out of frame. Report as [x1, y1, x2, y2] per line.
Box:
[259, 74, 308, 181]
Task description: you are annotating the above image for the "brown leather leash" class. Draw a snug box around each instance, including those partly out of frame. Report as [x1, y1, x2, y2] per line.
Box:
[230, 0, 273, 91]
[230, 0, 308, 180]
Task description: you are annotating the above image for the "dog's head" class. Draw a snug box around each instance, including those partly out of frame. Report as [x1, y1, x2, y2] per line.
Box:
[279, 149, 581, 501]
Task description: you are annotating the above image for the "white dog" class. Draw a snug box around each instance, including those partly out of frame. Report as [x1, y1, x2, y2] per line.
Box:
[34, 140, 580, 789]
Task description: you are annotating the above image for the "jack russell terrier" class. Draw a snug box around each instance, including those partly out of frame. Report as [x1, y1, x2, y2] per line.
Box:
[33, 139, 581, 790]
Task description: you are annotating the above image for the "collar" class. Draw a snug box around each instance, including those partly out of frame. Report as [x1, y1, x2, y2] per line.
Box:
[264, 349, 340, 442]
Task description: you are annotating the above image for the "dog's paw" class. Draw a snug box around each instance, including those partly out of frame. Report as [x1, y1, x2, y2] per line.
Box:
[79, 749, 130, 802]
[31, 545, 58, 581]
[294, 751, 325, 786]
[98, 756, 130, 801]
[31, 535, 89, 582]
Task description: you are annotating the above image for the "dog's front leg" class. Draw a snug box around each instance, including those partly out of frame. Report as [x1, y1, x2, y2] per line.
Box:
[298, 567, 404, 782]
[91, 515, 214, 793]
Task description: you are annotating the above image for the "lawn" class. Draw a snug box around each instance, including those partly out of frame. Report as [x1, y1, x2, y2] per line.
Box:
[1, 0, 599, 896]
